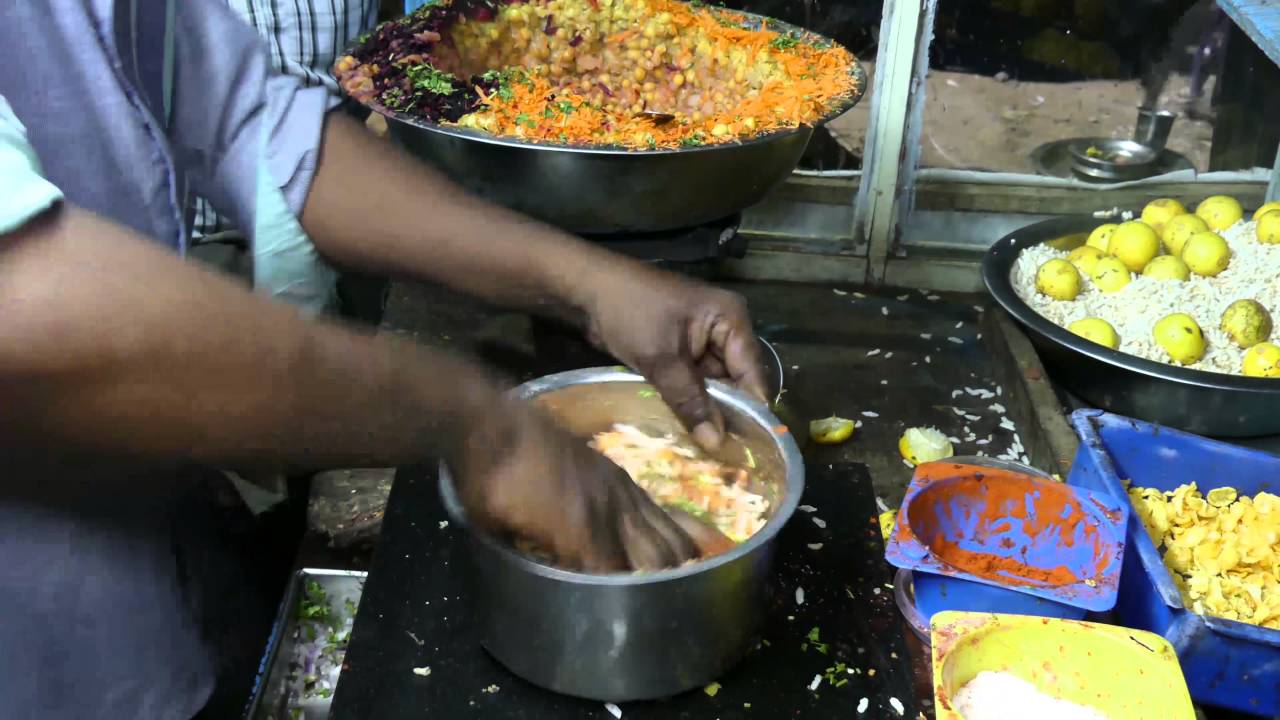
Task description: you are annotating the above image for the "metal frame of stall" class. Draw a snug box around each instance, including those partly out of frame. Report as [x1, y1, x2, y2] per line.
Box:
[730, 0, 1280, 291]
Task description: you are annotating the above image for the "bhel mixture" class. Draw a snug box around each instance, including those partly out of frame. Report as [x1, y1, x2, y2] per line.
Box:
[1013, 196, 1280, 377]
[333, 0, 859, 149]
[1129, 481, 1280, 630]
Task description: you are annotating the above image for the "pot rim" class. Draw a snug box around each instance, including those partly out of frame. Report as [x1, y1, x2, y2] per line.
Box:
[438, 367, 805, 585]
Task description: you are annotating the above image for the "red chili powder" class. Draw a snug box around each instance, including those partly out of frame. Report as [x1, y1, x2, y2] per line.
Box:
[907, 464, 1107, 587]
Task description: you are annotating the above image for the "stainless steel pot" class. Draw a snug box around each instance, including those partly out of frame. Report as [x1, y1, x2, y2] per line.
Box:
[349, 14, 867, 234]
[983, 215, 1280, 437]
[438, 367, 804, 701]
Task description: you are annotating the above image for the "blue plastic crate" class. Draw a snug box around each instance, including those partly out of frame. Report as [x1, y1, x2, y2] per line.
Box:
[1068, 409, 1280, 717]
[885, 458, 1127, 624]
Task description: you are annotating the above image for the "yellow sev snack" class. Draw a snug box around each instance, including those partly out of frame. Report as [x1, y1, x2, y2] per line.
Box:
[1128, 481, 1280, 628]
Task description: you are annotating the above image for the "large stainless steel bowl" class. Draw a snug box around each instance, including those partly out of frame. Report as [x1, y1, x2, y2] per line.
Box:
[983, 215, 1280, 437]
[438, 367, 804, 701]
[347, 14, 866, 234]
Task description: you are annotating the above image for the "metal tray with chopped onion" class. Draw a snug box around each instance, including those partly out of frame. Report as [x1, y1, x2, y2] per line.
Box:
[246, 568, 367, 720]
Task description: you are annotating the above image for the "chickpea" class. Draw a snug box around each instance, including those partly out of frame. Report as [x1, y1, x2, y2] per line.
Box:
[642, 81, 656, 92]
[672, 73, 685, 88]
[634, 67, 646, 82]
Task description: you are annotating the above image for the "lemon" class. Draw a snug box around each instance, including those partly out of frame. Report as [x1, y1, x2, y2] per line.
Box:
[1089, 256, 1132, 293]
[1161, 213, 1208, 256]
[1253, 201, 1280, 222]
[1221, 299, 1273, 348]
[1035, 258, 1082, 300]
[1181, 231, 1231, 276]
[899, 427, 954, 466]
[1243, 342, 1280, 377]
[878, 510, 896, 542]
[1257, 209, 1280, 245]
[1153, 313, 1207, 365]
[1206, 487, 1238, 508]
[1068, 317, 1120, 349]
[1085, 223, 1118, 253]
[1142, 255, 1191, 281]
[1141, 198, 1187, 234]
[1109, 221, 1161, 272]
[1195, 195, 1244, 232]
[1066, 245, 1105, 276]
[809, 416, 855, 445]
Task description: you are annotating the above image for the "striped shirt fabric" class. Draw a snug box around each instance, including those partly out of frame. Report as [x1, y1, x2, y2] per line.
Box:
[193, 0, 378, 237]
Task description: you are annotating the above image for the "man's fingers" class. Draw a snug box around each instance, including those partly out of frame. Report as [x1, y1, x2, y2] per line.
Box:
[717, 322, 768, 404]
[650, 357, 724, 450]
[626, 484, 699, 563]
[697, 355, 728, 380]
[666, 508, 737, 558]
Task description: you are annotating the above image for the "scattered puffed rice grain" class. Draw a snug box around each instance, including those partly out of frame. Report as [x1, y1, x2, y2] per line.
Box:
[921, 333, 933, 340]
[833, 289, 848, 296]
[947, 337, 963, 344]
[867, 348, 882, 356]
[809, 675, 822, 691]
[807, 543, 824, 550]
[862, 411, 879, 418]
[796, 587, 805, 605]
[857, 697, 869, 714]
[813, 517, 827, 529]
[890, 697, 905, 715]
[605, 702, 623, 718]
[799, 504, 817, 513]
[412, 666, 432, 677]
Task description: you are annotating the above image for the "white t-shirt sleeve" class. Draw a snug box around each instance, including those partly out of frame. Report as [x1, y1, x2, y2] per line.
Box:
[0, 95, 63, 235]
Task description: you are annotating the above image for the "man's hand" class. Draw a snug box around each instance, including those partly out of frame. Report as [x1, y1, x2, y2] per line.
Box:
[455, 404, 699, 572]
[584, 269, 768, 451]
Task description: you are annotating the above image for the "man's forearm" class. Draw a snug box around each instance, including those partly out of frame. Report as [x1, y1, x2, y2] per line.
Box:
[300, 113, 644, 327]
[0, 206, 508, 472]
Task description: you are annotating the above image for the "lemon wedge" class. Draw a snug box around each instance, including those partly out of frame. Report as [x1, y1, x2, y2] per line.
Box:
[899, 426, 954, 466]
[809, 416, 855, 445]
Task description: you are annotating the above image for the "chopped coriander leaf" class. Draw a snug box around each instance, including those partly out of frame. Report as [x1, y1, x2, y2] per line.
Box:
[556, 100, 576, 114]
[515, 113, 536, 128]
[666, 498, 713, 522]
[770, 33, 800, 50]
[807, 627, 821, 643]
[405, 64, 457, 95]
[380, 87, 408, 110]
[637, 388, 658, 398]
[680, 131, 707, 147]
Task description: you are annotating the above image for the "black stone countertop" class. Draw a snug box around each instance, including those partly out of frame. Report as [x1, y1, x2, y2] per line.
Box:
[330, 461, 921, 719]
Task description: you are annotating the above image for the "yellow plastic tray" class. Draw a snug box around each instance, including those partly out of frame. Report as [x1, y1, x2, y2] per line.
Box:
[930, 611, 1194, 719]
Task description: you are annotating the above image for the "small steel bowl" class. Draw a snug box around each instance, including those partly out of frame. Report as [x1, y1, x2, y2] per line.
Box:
[438, 367, 804, 701]
[1068, 138, 1159, 182]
